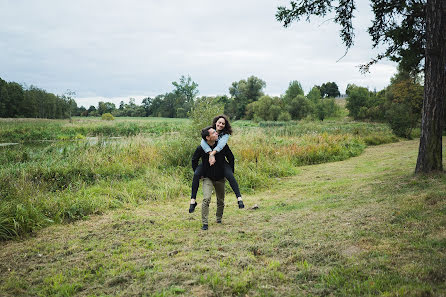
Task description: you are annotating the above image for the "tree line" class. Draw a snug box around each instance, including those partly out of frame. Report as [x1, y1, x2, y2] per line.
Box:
[0, 70, 427, 140]
[0, 77, 76, 119]
[0, 74, 343, 122]
[79, 76, 342, 121]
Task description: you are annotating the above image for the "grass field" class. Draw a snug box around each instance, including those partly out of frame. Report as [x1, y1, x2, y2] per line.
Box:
[0, 117, 399, 240]
[1, 139, 445, 296]
[0, 117, 187, 142]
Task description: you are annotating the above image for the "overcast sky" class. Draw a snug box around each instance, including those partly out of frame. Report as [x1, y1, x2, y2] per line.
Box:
[0, 0, 397, 108]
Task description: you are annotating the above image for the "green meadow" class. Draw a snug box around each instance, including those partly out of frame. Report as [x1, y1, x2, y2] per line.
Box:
[1, 117, 445, 296]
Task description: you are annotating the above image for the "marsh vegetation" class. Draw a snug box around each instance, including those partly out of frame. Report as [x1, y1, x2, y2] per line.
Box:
[0, 117, 398, 240]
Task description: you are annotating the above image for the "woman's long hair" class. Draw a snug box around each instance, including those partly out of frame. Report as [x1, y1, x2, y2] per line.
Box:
[212, 114, 233, 135]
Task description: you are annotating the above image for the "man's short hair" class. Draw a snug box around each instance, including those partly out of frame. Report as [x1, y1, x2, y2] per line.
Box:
[201, 126, 213, 140]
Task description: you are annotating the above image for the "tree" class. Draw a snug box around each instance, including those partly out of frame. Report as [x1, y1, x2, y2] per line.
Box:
[276, 0, 446, 173]
[287, 95, 314, 120]
[155, 93, 177, 118]
[246, 95, 283, 121]
[61, 90, 77, 118]
[345, 84, 371, 120]
[383, 75, 424, 138]
[283, 80, 304, 104]
[97, 101, 116, 115]
[383, 69, 423, 138]
[320, 82, 340, 98]
[315, 99, 340, 121]
[307, 86, 322, 102]
[172, 75, 199, 117]
[78, 106, 87, 116]
[416, 0, 445, 172]
[6, 82, 24, 117]
[87, 105, 97, 116]
[228, 75, 266, 119]
[141, 97, 153, 116]
[0, 78, 11, 117]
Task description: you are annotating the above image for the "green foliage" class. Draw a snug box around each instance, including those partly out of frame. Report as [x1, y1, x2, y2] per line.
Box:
[172, 75, 199, 117]
[315, 98, 341, 121]
[320, 82, 340, 98]
[0, 78, 73, 119]
[227, 76, 266, 119]
[344, 68, 423, 139]
[187, 97, 224, 138]
[306, 86, 322, 102]
[101, 113, 114, 121]
[385, 103, 418, 138]
[345, 85, 372, 120]
[97, 101, 116, 115]
[278, 111, 292, 121]
[246, 95, 283, 121]
[384, 71, 423, 138]
[287, 95, 314, 120]
[283, 80, 304, 104]
[113, 98, 145, 117]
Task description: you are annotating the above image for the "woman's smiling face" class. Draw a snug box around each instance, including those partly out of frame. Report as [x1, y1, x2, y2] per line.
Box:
[215, 117, 226, 132]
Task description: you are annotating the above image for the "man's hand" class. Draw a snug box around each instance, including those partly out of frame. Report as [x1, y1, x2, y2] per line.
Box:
[208, 150, 217, 166]
[209, 154, 216, 166]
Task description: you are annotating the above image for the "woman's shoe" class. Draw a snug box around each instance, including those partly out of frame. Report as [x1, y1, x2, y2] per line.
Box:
[238, 200, 245, 209]
[189, 202, 198, 213]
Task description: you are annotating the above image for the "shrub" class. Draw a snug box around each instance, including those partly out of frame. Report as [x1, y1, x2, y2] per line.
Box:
[187, 97, 224, 138]
[246, 96, 283, 121]
[287, 95, 314, 120]
[278, 111, 292, 122]
[345, 85, 371, 119]
[315, 99, 340, 121]
[101, 113, 114, 121]
[385, 102, 419, 138]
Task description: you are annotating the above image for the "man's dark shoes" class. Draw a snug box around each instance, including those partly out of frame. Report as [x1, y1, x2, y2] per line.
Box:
[238, 200, 245, 209]
[201, 224, 208, 230]
[216, 219, 222, 224]
[189, 202, 197, 213]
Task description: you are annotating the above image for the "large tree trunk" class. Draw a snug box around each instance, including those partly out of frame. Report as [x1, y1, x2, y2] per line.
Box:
[415, 0, 446, 173]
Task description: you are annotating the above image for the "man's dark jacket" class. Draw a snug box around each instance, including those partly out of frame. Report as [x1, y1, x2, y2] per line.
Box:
[191, 141, 234, 180]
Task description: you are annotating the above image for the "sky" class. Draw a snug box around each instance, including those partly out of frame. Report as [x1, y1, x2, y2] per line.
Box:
[0, 0, 397, 108]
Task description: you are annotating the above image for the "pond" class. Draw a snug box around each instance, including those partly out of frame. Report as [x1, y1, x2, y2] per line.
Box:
[0, 143, 19, 147]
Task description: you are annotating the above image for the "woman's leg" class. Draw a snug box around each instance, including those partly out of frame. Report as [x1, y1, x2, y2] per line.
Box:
[191, 164, 203, 200]
[189, 164, 203, 213]
[223, 163, 242, 200]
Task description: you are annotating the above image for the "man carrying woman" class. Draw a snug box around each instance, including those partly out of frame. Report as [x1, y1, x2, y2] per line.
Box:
[189, 115, 244, 217]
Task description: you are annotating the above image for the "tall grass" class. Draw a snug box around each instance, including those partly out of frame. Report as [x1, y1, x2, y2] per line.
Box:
[259, 119, 398, 145]
[0, 118, 398, 240]
[0, 117, 187, 142]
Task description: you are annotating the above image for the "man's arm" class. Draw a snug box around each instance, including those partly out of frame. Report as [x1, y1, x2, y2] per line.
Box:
[211, 134, 229, 154]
